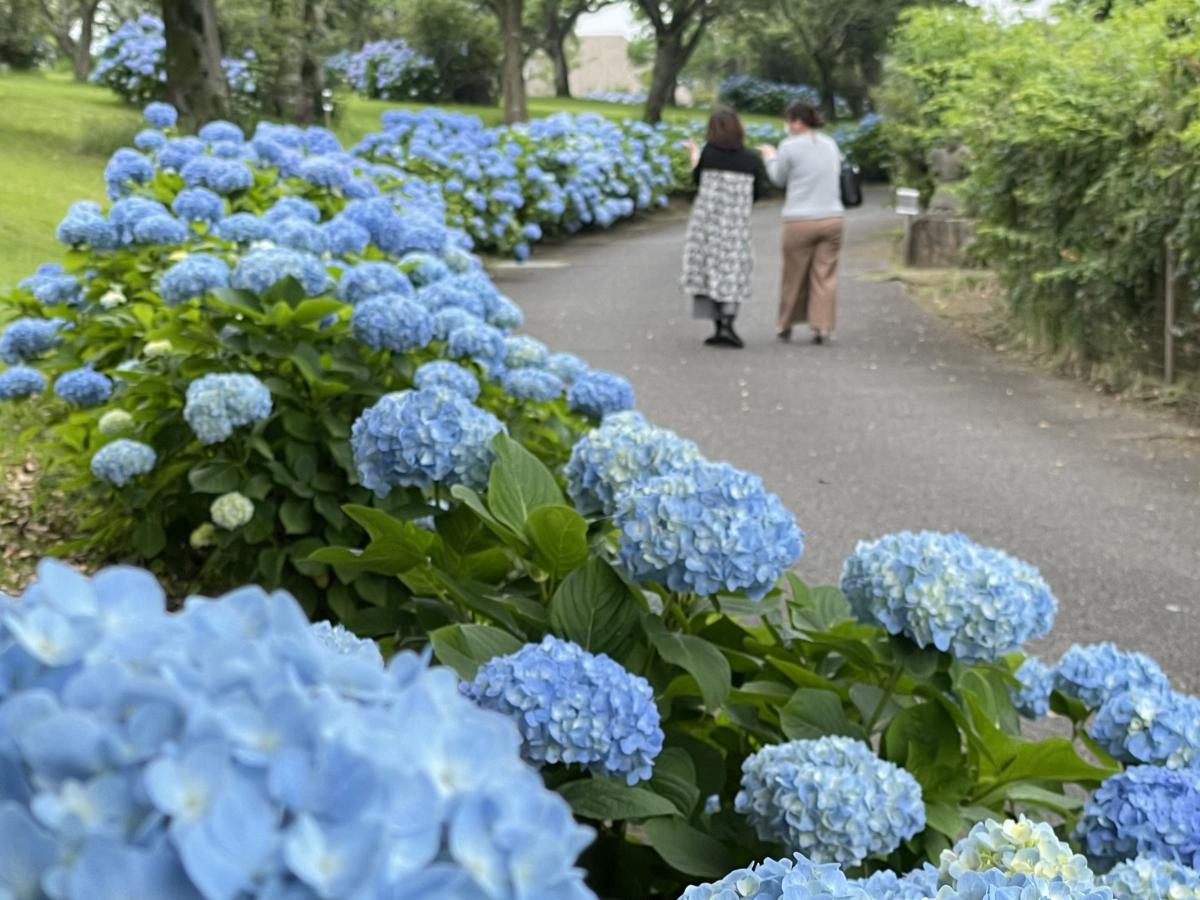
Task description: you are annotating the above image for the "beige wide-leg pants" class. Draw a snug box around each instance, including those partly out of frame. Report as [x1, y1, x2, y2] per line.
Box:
[777, 217, 844, 335]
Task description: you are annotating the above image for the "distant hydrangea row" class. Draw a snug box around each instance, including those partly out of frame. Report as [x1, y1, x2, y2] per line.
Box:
[734, 736, 925, 866]
[565, 411, 702, 517]
[183, 373, 273, 444]
[90, 438, 157, 486]
[614, 460, 803, 599]
[1076, 766, 1200, 871]
[351, 388, 503, 495]
[463, 636, 664, 785]
[840, 531, 1057, 663]
[0, 560, 596, 899]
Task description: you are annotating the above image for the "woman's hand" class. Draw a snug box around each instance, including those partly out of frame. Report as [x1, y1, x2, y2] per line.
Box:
[685, 138, 700, 167]
[757, 143, 777, 161]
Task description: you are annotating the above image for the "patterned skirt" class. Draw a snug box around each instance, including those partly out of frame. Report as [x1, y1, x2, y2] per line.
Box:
[681, 169, 756, 318]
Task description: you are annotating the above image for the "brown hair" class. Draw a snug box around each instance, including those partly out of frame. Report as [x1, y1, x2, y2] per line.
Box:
[706, 107, 745, 151]
[785, 99, 825, 129]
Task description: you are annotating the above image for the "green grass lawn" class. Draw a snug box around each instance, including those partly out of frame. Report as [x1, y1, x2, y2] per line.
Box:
[0, 71, 771, 289]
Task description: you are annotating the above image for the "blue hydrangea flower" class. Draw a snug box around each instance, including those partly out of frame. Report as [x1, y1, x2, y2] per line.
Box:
[350, 294, 434, 352]
[0, 366, 46, 399]
[90, 439, 157, 486]
[231, 247, 329, 296]
[131, 214, 189, 245]
[19, 264, 83, 306]
[180, 155, 254, 194]
[351, 389, 503, 495]
[1077, 766, 1200, 872]
[937, 870, 1112, 899]
[401, 251, 451, 287]
[1010, 657, 1055, 719]
[431, 307, 481, 342]
[104, 148, 155, 197]
[159, 253, 230, 305]
[199, 120, 245, 143]
[503, 368, 563, 402]
[487, 294, 525, 331]
[0, 558, 596, 899]
[504, 335, 549, 369]
[309, 621, 383, 664]
[56, 201, 118, 249]
[417, 277, 488, 318]
[265, 196, 321, 223]
[183, 373, 272, 444]
[447, 320, 507, 365]
[941, 817, 1098, 888]
[213, 212, 276, 244]
[548, 351, 588, 384]
[567, 370, 635, 419]
[298, 156, 352, 191]
[54, 368, 113, 407]
[614, 460, 802, 599]
[840, 531, 1057, 664]
[337, 262, 413, 305]
[143, 101, 177, 128]
[272, 217, 327, 254]
[134, 127, 167, 151]
[158, 136, 205, 171]
[413, 361, 480, 400]
[680, 856, 800, 900]
[734, 736, 925, 866]
[1090, 687, 1200, 770]
[0, 318, 64, 364]
[323, 218, 371, 257]
[1102, 855, 1200, 899]
[1053, 643, 1170, 711]
[852, 865, 940, 899]
[464, 636, 663, 785]
[171, 187, 225, 224]
[566, 411, 702, 517]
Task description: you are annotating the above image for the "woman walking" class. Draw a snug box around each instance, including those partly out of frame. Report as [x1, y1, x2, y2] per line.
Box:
[681, 108, 768, 349]
[761, 100, 845, 344]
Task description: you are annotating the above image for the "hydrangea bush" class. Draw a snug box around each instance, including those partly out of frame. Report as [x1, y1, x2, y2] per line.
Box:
[325, 40, 439, 101]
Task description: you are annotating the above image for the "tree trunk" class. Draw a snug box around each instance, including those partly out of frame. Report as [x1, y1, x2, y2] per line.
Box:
[161, 0, 228, 123]
[549, 28, 571, 97]
[268, 0, 326, 123]
[496, 0, 527, 123]
[643, 34, 683, 124]
[815, 56, 837, 122]
[71, 1, 99, 81]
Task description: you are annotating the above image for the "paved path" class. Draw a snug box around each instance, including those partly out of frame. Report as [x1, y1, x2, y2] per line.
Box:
[491, 191, 1200, 689]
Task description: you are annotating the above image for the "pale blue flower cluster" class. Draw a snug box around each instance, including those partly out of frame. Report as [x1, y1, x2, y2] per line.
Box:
[159, 254, 230, 305]
[567, 369, 635, 419]
[680, 853, 889, 900]
[447, 320, 507, 365]
[213, 212, 275, 244]
[840, 531, 1057, 663]
[171, 187, 225, 223]
[350, 388, 503, 495]
[54, 367, 113, 407]
[1090, 686, 1200, 769]
[1010, 656, 1055, 719]
[464, 635, 664, 785]
[0, 559, 597, 899]
[936, 870, 1112, 899]
[734, 736, 925, 866]
[56, 201, 117, 249]
[418, 276, 488, 318]
[548, 351, 589, 383]
[614, 460, 802, 599]
[1102, 855, 1200, 899]
[180, 155, 255, 195]
[19, 263, 83, 306]
[504, 334, 550, 369]
[183, 373, 272, 444]
[502, 367, 563, 402]
[131, 212, 188, 245]
[1077, 766, 1200, 871]
[941, 817, 1097, 888]
[337, 261, 413, 304]
[273, 217, 327, 254]
[325, 39, 438, 101]
[104, 147, 156, 197]
[231, 247, 330, 296]
[143, 101, 177, 128]
[1053, 642, 1170, 711]
[349, 294, 434, 352]
[853, 866, 940, 898]
[413, 360, 480, 400]
[0, 317, 64, 364]
[90, 438, 157, 486]
[566, 411, 702, 516]
[309, 620, 384, 664]
[90, 15, 165, 102]
[0, 366, 46, 399]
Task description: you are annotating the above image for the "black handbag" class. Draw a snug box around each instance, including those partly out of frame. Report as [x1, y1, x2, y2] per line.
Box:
[840, 160, 864, 208]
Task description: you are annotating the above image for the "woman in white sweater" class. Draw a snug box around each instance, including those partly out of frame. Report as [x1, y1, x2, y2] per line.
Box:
[760, 100, 845, 344]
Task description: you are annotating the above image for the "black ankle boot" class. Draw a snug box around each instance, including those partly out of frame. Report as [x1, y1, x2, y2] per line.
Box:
[708, 316, 742, 348]
[703, 320, 723, 345]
